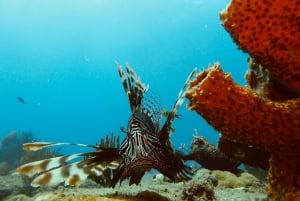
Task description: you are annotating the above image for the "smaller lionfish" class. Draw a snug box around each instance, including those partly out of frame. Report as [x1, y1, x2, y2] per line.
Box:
[15, 64, 196, 187]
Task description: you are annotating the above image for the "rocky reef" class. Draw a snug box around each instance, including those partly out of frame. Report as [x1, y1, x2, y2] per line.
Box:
[183, 135, 240, 173]
[186, 0, 300, 200]
[0, 131, 60, 199]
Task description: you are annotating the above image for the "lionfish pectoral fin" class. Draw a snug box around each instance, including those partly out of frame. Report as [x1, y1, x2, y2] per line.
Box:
[23, 142, 98, 151]
[160, 68, 197, 143]
[128, 171, 145, 186]
[15, 153, 85, 177]
[30, 161, 85, 187]
[177, 167, 194, 181]
[157, 156, 194, 182]
[15, 146, 121, 187]
[30, 158, 120, 187]
[110, 165, 124, 187]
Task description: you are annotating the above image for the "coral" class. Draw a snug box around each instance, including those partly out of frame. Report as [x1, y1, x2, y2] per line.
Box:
[184, 135, 240, 173]
[220, 0, 300, 92]
[185, 64, 300, 200]
[211, 170, 258, 189]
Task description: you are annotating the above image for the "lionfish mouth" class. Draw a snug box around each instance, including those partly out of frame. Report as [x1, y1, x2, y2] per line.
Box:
[14, 63, 196, 188]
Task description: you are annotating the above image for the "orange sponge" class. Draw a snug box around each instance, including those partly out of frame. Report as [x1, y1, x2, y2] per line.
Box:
[220, 0, 300, 92]
[186, 64, 300, 151]
[186, 63, 300, 200]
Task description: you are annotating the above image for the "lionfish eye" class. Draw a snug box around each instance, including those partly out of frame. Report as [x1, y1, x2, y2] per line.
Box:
[126, 132, 134, 138]
[120, 127, 134, 138]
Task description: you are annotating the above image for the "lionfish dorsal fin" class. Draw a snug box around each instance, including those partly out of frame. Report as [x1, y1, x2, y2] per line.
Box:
[160, 68, 197, 143]
[117, 63, 148, 112]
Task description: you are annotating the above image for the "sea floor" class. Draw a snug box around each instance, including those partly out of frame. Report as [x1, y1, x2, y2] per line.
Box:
[2, 169, 267, 201]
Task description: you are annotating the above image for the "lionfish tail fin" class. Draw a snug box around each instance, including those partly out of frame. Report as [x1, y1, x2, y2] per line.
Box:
[117, 63, 148, 112]
[160, 68, 197, 142]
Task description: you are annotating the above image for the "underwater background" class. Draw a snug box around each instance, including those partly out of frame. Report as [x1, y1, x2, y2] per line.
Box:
[0, 0, 248, 154]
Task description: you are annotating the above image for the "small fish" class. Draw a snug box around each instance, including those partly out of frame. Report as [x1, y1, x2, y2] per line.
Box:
[16, 97, 26, 104]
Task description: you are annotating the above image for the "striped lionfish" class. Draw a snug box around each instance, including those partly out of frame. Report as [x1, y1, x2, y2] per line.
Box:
[15, 64, 196, 187]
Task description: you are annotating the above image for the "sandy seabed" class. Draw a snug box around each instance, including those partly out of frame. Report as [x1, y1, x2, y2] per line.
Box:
[3, 169, 267, 201]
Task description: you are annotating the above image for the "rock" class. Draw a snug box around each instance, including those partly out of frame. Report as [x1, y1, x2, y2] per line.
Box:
[4, 194, 30, 201]
[182, 173, 218, 201]
[244, 165, 267, 181]
[184, 136, 240, 173]
[0, 174, 32, 199]
[0, 161, 9, 175]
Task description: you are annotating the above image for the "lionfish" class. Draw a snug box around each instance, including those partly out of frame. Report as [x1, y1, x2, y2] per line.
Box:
[15, 64, 196, 187]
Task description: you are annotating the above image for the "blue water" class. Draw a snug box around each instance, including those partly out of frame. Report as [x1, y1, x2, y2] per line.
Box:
[0, 0, 248, 154]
